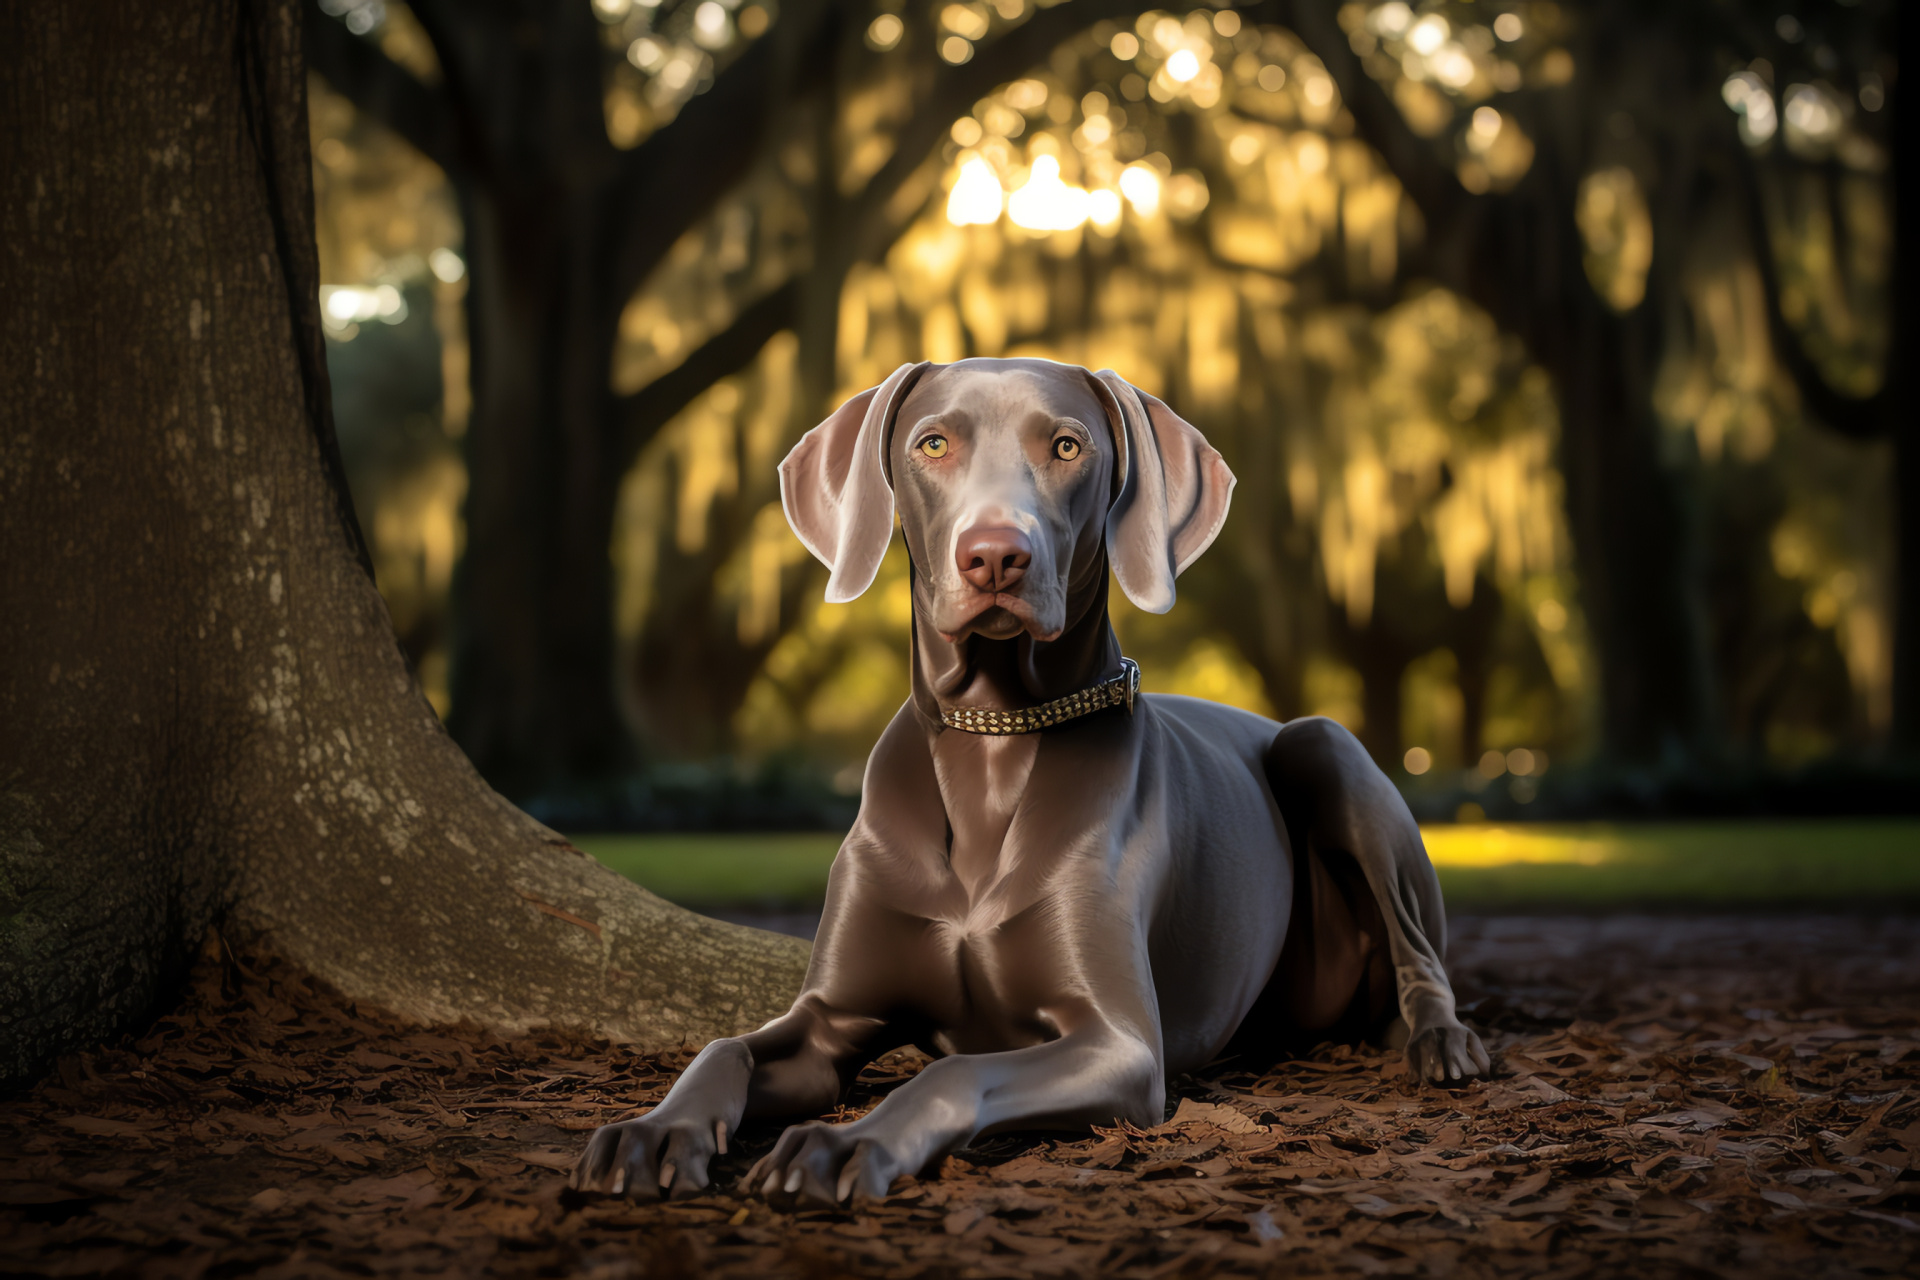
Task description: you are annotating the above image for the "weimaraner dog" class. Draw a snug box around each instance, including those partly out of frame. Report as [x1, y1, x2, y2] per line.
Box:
[575, 357, 1488, 1206]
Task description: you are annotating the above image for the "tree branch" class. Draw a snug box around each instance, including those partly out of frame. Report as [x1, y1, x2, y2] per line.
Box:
[845, 0, 1147, 259]
[605, 0, 836, 307]
[302, 2, 458, 173]
[612, 280, 801, 470]
[1275, 0, 1464, 235]
[1730, 132, 1887, 440]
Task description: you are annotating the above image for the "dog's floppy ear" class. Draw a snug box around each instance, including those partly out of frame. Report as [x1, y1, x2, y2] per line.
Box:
[779, 362, 929, 603]
[1089, 370, 1235, 614]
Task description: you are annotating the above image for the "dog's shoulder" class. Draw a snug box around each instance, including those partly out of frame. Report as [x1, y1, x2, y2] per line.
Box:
[834, 700, 947, 867]
[1139, 692, 1279, 748]
[1136, 694, 1288, 811]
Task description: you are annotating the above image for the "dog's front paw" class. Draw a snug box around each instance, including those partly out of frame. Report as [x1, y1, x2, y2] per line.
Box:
[572, 1110, 731, 1199]
[744, 1120, 908, 1208]
[1406, 1021, 1490, 1083]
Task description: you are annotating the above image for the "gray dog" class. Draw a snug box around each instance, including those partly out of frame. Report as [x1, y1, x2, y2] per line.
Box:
[574, 358, 1489, 1206]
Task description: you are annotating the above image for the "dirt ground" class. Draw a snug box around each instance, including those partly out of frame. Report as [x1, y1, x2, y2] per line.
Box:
[3, 915, 1917, 1279]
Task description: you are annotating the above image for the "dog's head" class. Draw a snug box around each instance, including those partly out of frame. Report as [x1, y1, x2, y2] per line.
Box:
[779, 357, 1233, 642]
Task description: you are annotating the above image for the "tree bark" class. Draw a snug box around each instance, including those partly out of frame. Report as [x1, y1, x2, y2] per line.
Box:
[0, 0, 806, 1090]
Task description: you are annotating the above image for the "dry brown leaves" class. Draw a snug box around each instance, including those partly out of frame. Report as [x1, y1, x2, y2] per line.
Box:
[2, 915, 1917, 1279]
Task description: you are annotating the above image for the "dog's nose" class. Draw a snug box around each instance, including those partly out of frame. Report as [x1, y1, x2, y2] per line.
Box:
[957, 526, 1033, 593]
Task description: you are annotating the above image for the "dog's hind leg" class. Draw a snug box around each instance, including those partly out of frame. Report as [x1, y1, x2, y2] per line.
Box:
[1263, 716, 1490, 1082]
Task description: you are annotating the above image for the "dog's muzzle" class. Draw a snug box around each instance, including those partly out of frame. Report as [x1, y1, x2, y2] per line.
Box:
[939, 658, 1140, 735]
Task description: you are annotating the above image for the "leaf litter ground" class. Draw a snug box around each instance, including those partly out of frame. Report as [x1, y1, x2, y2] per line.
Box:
[3, 915, 1918, 1278]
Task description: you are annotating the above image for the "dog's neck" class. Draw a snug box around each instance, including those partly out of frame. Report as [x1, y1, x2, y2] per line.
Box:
[907, 562, 1122, 898]
[908, 565, 1124, 725]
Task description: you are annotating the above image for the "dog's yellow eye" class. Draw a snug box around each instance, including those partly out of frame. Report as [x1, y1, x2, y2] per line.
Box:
[1053, 437, 1082, 461]
[919, 435, 948, 459]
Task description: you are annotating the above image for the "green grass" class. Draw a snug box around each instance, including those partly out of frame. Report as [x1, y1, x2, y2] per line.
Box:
[1421, 820, 1920, 909]
[573, 821, 1920, 912]
[575, 832, 845, 906]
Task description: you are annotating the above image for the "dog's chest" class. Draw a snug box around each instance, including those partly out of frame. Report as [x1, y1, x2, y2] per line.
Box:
[929, 730, 1040, 901]
[910, 732, 1125, 1052]
[918, 899, 1082, 1055]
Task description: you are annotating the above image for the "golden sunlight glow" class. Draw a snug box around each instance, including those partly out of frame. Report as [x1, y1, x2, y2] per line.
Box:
[945, 155, 1004, 225]
[321, 284, 406, 329]
[1111, 31, 1140, 60]
[1159, 639, 1274, 715]
[1088, 187, 1123, 232]
[428, 247, 464, 282]
[1372, 2, 1412, 36]
[691, 1, 730, 50]
[1164, 170, 1210, 220]
[866, 14, 903, 51]
[941, 36, 973, 64]
[1722, 71, 1777, 146]
[1007, 155, 1091, 231]
[1429, 44, 1476, 90]
[1118, 163, 1162, 217]
[940, 3, 989, 40]
[1165, 48, 1201, 83]
[1406, 14, 1449, 56]
[627, 37, 665, 70]
[1421, 828, 1612, 868]
[1004, 78, 1049, 112]
[1577, 167, 1653, 310]
[1783, 83, 1843, 156]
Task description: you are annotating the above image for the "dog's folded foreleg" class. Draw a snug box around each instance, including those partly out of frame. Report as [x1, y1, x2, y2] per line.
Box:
[747, 1022, 1162, 1206]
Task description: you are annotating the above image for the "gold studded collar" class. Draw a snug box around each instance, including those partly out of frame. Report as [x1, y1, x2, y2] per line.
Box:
[939, 658, 1140, 735]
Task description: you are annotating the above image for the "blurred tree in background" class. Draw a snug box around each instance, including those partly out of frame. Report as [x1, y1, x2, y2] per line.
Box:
[306, 0, 1903, 819]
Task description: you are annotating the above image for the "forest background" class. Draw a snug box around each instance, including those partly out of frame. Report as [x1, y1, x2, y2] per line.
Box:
[306, 0, 1907, 833]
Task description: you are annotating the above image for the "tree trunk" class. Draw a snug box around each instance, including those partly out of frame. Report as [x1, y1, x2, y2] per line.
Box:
[1291, 1, 1716, 765]
[447, 179, 633, 796]
[412, 0, 638, 799]
[0, 0, 806, 1090]
[1889, 57, 1917, 753]
[1427, 58, 1713, 763]
[1329, 611, 1411, 769]
[1548, 285, 1711, 760]
[1896, 416, 1918, 754]
[1357, 646, 1409, 770]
